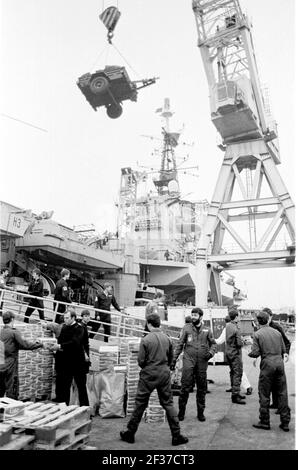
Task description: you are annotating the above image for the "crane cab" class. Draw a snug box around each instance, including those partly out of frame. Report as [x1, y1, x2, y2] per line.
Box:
[210, 76, 263, 143]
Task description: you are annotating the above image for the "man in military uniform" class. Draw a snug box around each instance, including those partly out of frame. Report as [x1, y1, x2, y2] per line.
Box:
[91, 282, 120, 342]
[171, 307, 217, 422]
[262, 307, 291, 410]
[0, 268, 14, 315]
[24, 268, 45, 323]
[0, 311, 43, 399]
[53, 269, 71, 323]
[50, 308, 89, 406]
[225, 309, 246, 404]
[248, 310, 291, 432]
[120, 313, 188, 446]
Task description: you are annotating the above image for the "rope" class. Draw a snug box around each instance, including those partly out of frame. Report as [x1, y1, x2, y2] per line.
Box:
[89, 44, 109, 71]
[112, 42, 141, 78]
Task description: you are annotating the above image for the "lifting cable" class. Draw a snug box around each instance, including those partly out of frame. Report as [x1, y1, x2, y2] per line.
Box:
[98, 1, 141, 78]
[111, 42, 141, 79]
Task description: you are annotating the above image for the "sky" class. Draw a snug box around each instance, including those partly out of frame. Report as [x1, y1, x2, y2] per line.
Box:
[0, 0, 296, 308]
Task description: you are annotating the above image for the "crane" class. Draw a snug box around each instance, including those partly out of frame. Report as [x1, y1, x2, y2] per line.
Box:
[191, 0, 295, 305]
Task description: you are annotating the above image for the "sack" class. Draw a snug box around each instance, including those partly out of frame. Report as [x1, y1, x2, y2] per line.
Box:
[99, 368, 126, 418]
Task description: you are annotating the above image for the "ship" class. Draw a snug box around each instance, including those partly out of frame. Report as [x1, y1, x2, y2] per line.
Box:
[0, 100, 247, 309]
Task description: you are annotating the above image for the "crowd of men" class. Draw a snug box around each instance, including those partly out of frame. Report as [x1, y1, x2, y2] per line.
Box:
[0, 266, 293, 447]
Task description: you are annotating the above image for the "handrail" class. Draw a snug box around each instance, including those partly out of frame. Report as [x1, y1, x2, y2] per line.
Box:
[0, 288, 177, 342]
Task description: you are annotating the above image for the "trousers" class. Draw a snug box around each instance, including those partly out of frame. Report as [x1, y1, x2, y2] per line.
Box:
[226, 354, 243, 397]
[258, 357, 290, 425]
[179, 357, 208, 416]
[127, 369, 180, 437]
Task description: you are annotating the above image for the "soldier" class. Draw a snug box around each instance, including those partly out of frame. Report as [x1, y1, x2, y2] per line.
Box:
[120, 313, 188, 446]
[92, 282, 120, 342]
[49, 308, 89, 406]
[225, 309, 246, 404]
[53, 269, 71, 324]
[262, 307, 291, 410]
[171, 307, 217, 422]
[215, 315, 253, 396]
[248, 310, 291, 432]
[0, 268, 14, 315]
[24, 268, 45, 323]
[78, 309, 91, 373]
[0, 311, 43, 399]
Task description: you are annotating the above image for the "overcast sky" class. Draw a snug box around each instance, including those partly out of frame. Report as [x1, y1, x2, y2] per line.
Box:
[1, 0, 296, 308]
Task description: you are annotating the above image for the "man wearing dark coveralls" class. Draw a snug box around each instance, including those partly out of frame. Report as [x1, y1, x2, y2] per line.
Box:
[0, 311, 43, 398]
[248, 310, 291, 432]
[24, 268, 45, 323]
[225, 309, 246, 405]
[120, 313, 188, 446]
[262, 307, 291, 410]
[171, 307, 217, 422]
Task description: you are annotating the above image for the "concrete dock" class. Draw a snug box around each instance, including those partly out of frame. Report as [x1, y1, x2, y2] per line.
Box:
[88, 336, 296, 450]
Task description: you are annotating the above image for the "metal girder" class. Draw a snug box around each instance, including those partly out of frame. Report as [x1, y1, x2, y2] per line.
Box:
[221, 197, 279, 210]
[255, 207, 284, 251]
[217, 213, 250, 252]
[228, 211, 278, 222]
[218, 259, 295, 270]
[209, 249, 295, 263]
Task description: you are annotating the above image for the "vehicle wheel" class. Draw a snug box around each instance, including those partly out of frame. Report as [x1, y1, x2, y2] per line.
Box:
[106, 103, 123, 119]
[90, 76, 109, 94]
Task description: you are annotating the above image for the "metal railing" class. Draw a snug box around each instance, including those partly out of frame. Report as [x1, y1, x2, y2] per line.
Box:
[0, 288, 175, 343]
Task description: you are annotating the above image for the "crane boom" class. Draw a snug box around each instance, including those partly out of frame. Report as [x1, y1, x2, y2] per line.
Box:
[192, 0, 278, 158]
[191, 0, 295, 306]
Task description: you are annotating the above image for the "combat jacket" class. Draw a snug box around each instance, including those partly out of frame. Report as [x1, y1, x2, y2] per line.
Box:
[270, 321, 291, 354]
[248, 324, 286, 361]
[138, 328, 173, 374]
[225, 321, 243, 359]
[173, 322, 217, 364]
[0, 325, 41, 369]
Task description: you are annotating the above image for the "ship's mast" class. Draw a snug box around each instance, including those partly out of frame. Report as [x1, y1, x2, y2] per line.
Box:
[154, 98, 180, 196]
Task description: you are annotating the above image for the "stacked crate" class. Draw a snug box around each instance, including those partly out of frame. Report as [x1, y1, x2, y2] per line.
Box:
[145, 389, 165, 424]
[98, 345, 119, 371]
[126, 340, 141, 416]
[35, 331, 57, 400]
[17, 323, 41, 400]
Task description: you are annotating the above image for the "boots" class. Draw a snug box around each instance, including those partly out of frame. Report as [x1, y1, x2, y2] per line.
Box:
[120, 430, 135, 443]
[252, 422, 270, 430]
[172, 434, 189, 446]
[197, 413, 206, 422]
[232, 396, 246, 405]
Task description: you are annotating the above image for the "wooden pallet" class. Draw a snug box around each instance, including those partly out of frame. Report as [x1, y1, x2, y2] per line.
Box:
[0, 433, 35, 450]
[6, 403, 91, 450]
[0, 423, 13, 447]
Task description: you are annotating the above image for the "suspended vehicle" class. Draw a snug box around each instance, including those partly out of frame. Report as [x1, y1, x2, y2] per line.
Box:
[77, 6, 158, 118]
[77, 65, 158, 119]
